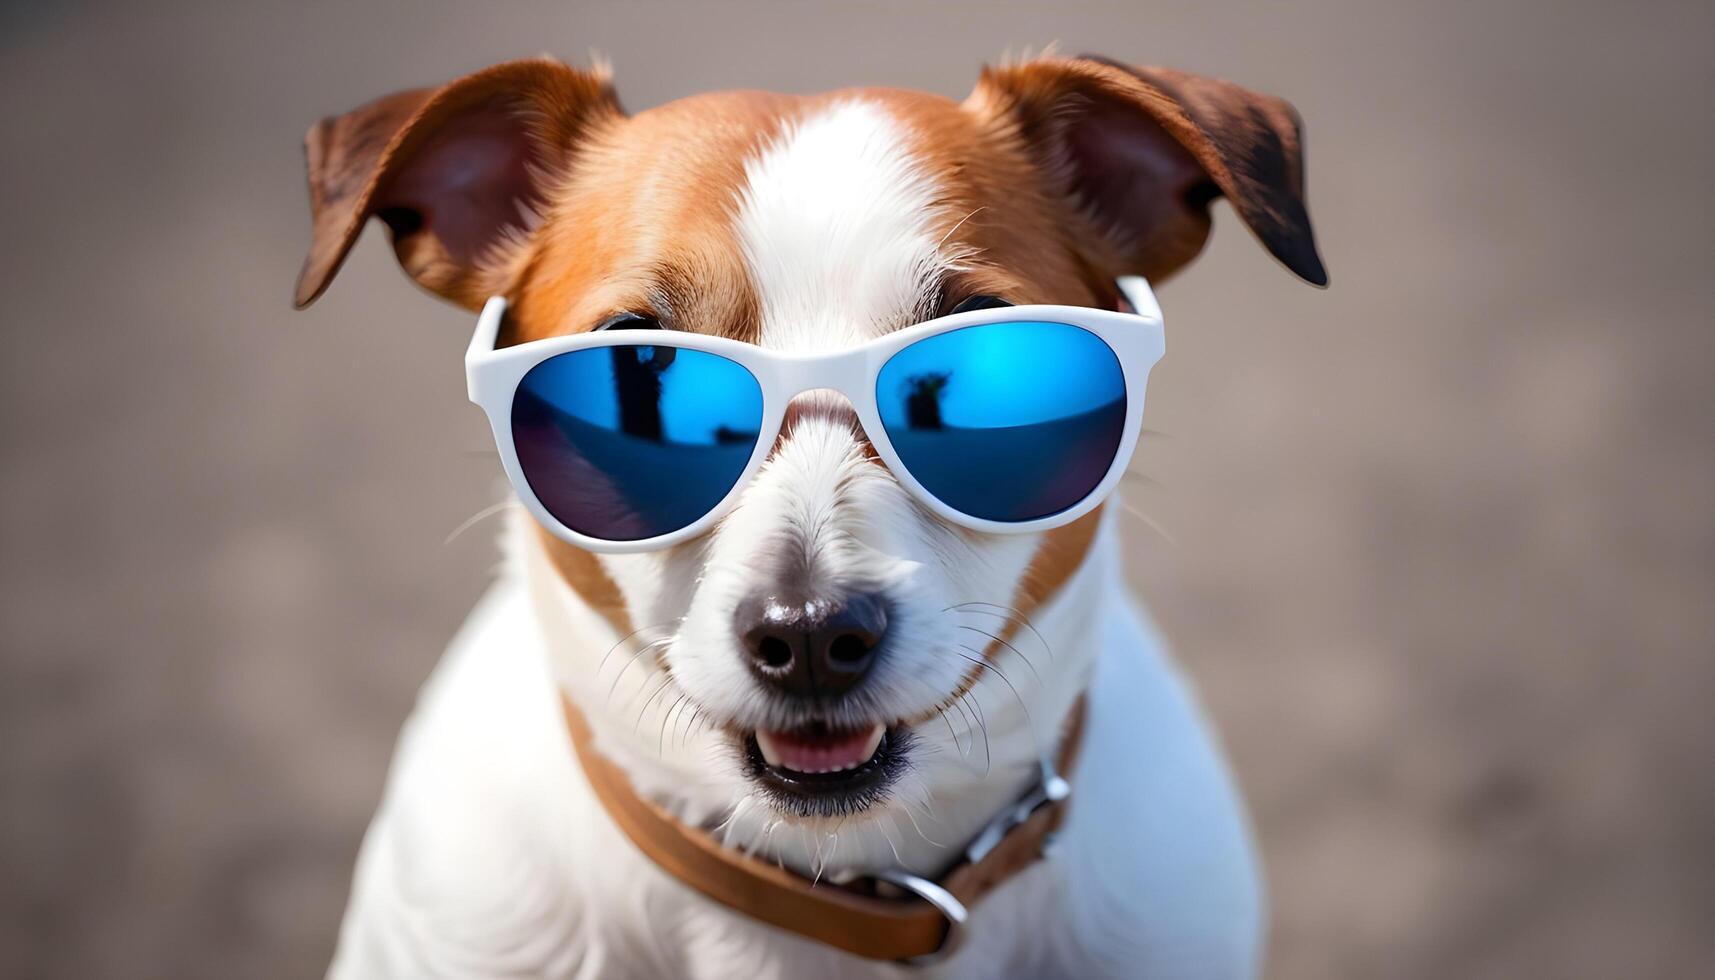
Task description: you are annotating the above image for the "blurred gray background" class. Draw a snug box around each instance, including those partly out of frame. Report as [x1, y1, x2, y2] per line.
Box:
[2, 1, 1711, 977]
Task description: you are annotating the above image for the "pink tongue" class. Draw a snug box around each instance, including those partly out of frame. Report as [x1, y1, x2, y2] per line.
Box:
[760, 726, 878, 773]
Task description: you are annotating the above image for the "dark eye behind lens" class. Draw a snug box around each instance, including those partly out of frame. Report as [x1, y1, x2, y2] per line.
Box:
[949, 295, 1013, 315]
[876, 321, 1125, 523]
[595, 312, 661, 331]
[511, 344, 764, 541]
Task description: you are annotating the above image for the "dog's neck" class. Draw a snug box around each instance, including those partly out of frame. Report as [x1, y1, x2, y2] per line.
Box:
[508, 508, 1120, 881]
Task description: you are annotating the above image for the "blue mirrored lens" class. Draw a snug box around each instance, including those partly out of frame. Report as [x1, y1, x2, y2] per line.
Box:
[511, 344, 764, 541]
[876, 321, 1126, 523]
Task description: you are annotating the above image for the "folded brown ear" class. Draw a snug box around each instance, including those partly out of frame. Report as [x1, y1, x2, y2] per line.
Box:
[294, 58, 623, 310]
[968, 55, 1327, 287]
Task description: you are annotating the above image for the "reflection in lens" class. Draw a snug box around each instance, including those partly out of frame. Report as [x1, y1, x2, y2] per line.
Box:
[511, 344, 763, 541]
[876, 321, 1126, 522]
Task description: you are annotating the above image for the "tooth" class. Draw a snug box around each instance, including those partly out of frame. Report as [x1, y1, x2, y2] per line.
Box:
[860, 724, 885, 761]
[755, 731, 784, 767]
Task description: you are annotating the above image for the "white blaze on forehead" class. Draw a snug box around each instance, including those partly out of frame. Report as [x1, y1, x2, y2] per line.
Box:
[735, 100, 953, 353]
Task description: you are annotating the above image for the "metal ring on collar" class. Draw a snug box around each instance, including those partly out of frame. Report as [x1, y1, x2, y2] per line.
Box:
[871, 869, 969, 966]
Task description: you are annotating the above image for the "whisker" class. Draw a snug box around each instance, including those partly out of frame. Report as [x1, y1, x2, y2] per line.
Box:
[597, 624, 674, 676]
[935, 706, 967, 758]
[681, 705, 708, 750]
[899, 798, 944, 848]
[1121, 469, 1163, 490]
[678, 697, 706, 751]
[672, 704, 694, 752]
[659, 693, 690, 756]
[605, 636, 671, 706]
[956, 624, 1042, 685]
[1121, 500, 1179, 548]
[897, 672, 972, 759]
[936, 206, 988, 250]
[632, 673, 677, 734]
[946, 602, 1055, 663]
[953, 644, 1037, 753]
[443, 499, 516, 545]
[877, 814, 905, 865]
[816, 831, 840, 884]
[713, 797, 745, 840]
[960, 688, 993, 776]
[947, 685, 982, 751]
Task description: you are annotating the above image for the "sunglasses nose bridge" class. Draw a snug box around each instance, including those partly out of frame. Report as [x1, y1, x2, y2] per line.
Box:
[772, 352, 858, 401]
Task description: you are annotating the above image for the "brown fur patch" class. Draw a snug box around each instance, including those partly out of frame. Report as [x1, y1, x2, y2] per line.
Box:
[852, 88, 1111, 308]
[503, 91, 804, 347]
[972, 507, 1106, 660]
[534, 523, 633, 636]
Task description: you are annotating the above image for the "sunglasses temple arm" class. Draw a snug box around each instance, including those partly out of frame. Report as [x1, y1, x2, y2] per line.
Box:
[466, 296, 509, 400]
[1115, 276, 1162, 322]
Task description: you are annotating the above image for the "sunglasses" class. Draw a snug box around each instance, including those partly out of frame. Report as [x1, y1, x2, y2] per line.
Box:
[465, 277, 1165, 553]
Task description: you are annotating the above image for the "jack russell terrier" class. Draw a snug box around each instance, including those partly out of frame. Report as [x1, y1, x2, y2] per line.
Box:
[295, 51, 1325, 979]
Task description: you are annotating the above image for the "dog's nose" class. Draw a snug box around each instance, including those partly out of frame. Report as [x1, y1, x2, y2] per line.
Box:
[737, 592, 888, 700]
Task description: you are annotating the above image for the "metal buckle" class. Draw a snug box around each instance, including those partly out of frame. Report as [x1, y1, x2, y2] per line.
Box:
[872, 868, 969, 966]
[962, 753, 1071, 865]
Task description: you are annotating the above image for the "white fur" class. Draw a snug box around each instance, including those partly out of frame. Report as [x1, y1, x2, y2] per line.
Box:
[737, 100, 958, 353]
[328, 97, 1262, 977]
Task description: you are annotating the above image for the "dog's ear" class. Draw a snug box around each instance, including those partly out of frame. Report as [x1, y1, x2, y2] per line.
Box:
[294, 58, 623, 310]
[967, 55, 1326, 287]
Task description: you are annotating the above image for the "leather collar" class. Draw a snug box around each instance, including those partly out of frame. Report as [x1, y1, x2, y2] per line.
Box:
[559, 691, 1086, 963]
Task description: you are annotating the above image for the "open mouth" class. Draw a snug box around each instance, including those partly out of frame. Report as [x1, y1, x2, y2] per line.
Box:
[743, 720, 908, 817]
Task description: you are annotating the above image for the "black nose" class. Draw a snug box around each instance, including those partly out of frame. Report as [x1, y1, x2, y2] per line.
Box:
[736, 592, 888, 701]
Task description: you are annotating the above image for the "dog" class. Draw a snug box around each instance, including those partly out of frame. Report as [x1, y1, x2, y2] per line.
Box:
[294, 52, 1324, 979]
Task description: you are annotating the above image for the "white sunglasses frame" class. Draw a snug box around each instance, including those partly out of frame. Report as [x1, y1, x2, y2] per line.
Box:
[465, 276, 1165, 554]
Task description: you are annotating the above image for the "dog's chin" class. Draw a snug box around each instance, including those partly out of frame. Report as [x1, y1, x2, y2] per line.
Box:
[738, 719, 916, 819]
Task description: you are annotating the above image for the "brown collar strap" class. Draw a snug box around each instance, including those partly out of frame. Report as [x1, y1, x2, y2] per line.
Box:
[559, 692, 1087, 964]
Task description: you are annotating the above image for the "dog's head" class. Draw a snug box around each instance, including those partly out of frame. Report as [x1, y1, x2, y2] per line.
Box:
[297, 54, 1321, 871]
